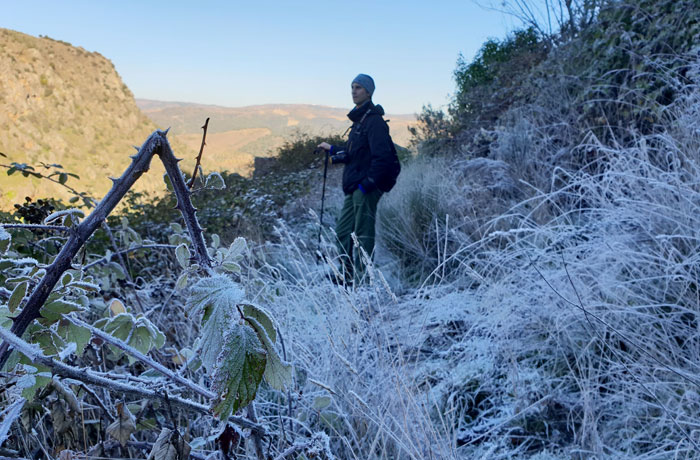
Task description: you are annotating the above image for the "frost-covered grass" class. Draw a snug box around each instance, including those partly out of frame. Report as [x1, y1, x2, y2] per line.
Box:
[240, 85, 700, 458]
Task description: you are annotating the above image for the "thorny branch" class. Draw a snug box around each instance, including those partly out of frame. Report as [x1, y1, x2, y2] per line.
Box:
[0, 130, 211, 369]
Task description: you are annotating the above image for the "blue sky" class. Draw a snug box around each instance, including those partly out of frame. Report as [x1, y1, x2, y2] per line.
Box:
[3, 1, 521, 114]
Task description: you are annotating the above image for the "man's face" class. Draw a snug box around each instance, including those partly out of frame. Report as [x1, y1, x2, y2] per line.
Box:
[352, 83, 370, 106]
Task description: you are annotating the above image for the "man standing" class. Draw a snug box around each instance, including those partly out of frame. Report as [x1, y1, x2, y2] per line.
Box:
[318, 74, 400, 285]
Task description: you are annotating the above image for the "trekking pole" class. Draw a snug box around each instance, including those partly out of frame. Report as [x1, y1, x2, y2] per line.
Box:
[317, 148, 330, 251]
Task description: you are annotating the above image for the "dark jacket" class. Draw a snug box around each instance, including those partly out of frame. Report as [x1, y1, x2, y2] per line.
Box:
[331, 101, 397, 195]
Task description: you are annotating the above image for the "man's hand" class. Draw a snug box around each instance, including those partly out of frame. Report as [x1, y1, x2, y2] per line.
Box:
[317, 142, 332, 152]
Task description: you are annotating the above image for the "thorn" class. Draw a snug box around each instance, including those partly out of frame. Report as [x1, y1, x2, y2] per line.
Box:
[133, 145, 140, 151]
[109, 177, 118, 183]
[163, 127, 171, 136]
[175, 158, 183, 163]
[129, 154, 138, 160]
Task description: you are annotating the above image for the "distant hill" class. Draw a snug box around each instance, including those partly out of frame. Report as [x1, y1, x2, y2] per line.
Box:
[137, 100, 417, 175]
[0, 27, 416, 211]
[0, 28, 191, 210]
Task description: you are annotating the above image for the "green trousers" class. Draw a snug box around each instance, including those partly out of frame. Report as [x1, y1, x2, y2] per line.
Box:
[335, 188, 382, 282]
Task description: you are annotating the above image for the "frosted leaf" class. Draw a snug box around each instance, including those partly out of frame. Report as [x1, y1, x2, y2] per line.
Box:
[109, 299, 126, 316]
[106, 402, 136, 447]
[0, 257, 38, 268]
[187, 275, 244, 373]
[8, 281, 28, 313]
[226, 237, 247, 261]
[241, 304, 277, 343]
[130, 316, 166, 353]
[205, 172, 226, 190]
[0, 397, 25, 446]
[39, 299, 84, 324]
[43, 208, 84, 225]
[147, 428, 191, 460]
[56, 320, 91, 356]
[175, 243, 190, 269]
[175, 272, 188, 290]
[95, 313, 135, 341]
[211, 323, 266, 419]
[0, 226, 10, 254]
[244, 315, 291, 391]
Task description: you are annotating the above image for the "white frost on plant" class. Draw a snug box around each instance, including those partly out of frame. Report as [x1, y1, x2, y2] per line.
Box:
[43, 208, 84, 225]
[0, 226, 10, 254]
[1, 257, 38, 267]
[187, 275, 245, 373]
[58, 342, 77, 360]
[0, 397, 25, 446]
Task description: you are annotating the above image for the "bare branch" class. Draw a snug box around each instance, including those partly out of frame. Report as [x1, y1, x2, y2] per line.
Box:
[188, 117, 210, 189]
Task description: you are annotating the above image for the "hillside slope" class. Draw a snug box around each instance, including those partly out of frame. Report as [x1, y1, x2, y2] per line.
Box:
[138, 100, 417, 175]
[0, 28, 193, 209]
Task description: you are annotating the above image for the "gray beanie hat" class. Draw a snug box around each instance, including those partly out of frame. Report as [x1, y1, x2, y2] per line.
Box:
[352, 74, 375, 97]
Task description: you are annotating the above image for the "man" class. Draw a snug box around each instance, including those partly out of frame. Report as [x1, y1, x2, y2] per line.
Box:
[318, 74, 400, 285]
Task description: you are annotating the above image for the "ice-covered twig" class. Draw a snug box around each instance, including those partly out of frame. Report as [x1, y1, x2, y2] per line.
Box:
[0, 326, 265, 435]
[83, 244, 177, 270]
[66, 315, 216, 399]
[1, 224, 70, 233]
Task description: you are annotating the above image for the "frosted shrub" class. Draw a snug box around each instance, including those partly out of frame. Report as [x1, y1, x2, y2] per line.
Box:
[378, 156, 523, 285]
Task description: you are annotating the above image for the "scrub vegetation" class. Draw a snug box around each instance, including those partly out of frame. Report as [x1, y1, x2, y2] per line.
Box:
[2, 0, 700, 458]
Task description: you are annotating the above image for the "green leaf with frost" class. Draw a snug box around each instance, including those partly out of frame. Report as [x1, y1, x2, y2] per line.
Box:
[57, 319, 91, 355]
[67, 281, 100, 292]
[175, 272, 188, 290]
[211, 323, 266, 419]
[226, 237, 247, 261]
[39, 299, 84, 324]
[244, 315, 291, 391]
[187, 275, 244, 372]
[241, 304, 276, 343]
[211, 234, 220, 248]
[107, 261, 127, 280]
[8, 281, 28, 313]
[17, 363, 52, 400]
[176, 243, 189, 269]
[95, 313, 134, 341]
[313, 396, 332, 411]
[0, 307, 12, 329]
[221, 262, 241, 273]
[129, 316, 166, 358]
[30, 329, 66, 356]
